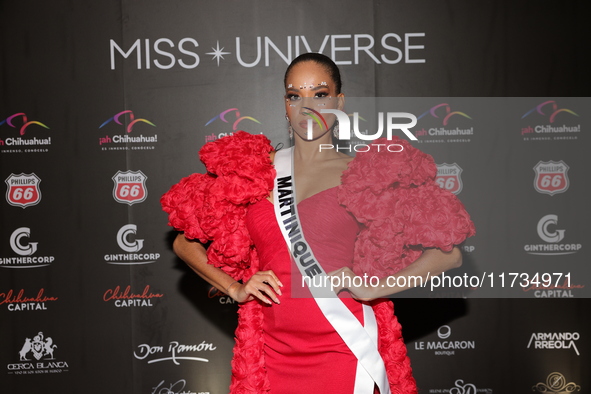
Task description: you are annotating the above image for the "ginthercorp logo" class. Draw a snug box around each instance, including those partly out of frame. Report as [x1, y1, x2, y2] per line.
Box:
[5, 173, 41, 208]
[134, 340, 216, 365]
[99, 110, 157, 151]
[527, 332, 580, 356]
[7, 332, 69, 375]
[0, 112, 51, 153]
[110, 32, 427, 70]
[532, 372, 580, 393]
[521, 100, 581, 142]
[0, 228, 55, 268]
[533, 160, 569, 196]
[413, 103, 473, 144]
[204, 108, 262, 143]
[524, 215, 582, 255]
[112, 170, 148, 205]
[429, 379, 493, 393]
[435, 163, 463, 195]
[0, 288, 58, 312]
[413, 325, 475, 356]
[104, 224, 160, 265]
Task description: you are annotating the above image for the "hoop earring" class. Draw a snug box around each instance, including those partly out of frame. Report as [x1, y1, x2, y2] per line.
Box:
[288, 125, 294, 140]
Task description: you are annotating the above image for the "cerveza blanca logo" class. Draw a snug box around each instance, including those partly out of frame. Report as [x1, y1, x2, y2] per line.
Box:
[8, 331, 69, 375]
[0, 227, 55, 268]
[104, 224, 160, 265]
[524, 214, 582, 255]
[110, 32, 426, 70]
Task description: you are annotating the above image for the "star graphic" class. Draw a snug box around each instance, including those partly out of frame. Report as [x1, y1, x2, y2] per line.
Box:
[206, 41, 231, 66]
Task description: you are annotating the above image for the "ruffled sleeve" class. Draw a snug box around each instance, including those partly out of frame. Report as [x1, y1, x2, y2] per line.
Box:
[160, 131, 275, 280]
[339, 137, 475, 277]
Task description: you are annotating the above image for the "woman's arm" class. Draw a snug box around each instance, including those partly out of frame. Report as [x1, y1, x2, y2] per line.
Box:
[330, 246, 462, 301]
[173, 233, 282, 304]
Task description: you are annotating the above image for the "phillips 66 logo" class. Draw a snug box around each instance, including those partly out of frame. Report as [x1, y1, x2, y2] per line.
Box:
[112, 170, 147, 205]
[533, 160, 569, 196]
[5, 173, 41, 208]
[435, 163, 463, 195]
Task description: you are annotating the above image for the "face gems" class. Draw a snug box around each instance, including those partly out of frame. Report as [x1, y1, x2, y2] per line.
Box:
[286, 82, 330, 89]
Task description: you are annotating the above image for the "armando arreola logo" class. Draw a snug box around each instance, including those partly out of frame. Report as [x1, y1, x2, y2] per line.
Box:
[5, 173, 41, 208]
[0, 227, 55, 268]
[99, 110, 157, 151]
[524, 214, 582, 256]
[104, 224, 160, 265]
[8, 332, 69, 375]
[413, 325, 475, 356]
[527, 332, 580, 355]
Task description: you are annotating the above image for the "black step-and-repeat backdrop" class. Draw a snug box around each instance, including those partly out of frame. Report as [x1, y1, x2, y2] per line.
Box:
[2, 1, 589, 393]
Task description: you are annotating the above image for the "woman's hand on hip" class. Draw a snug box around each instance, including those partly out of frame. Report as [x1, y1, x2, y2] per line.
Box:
[229, 270, 283, 305]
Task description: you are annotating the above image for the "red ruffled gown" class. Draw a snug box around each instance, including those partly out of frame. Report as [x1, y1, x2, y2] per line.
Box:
[161, 131, 475, 394]
[246, 187, 365, 393]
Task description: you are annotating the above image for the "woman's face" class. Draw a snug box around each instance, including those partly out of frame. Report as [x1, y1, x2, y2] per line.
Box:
[284, 61, 344, 141]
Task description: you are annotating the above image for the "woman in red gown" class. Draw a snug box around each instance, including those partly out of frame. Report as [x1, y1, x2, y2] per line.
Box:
[162, 53, 475, 393]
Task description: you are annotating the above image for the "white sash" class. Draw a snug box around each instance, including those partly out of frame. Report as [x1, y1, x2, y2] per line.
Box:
[272, 147, 391, 394]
